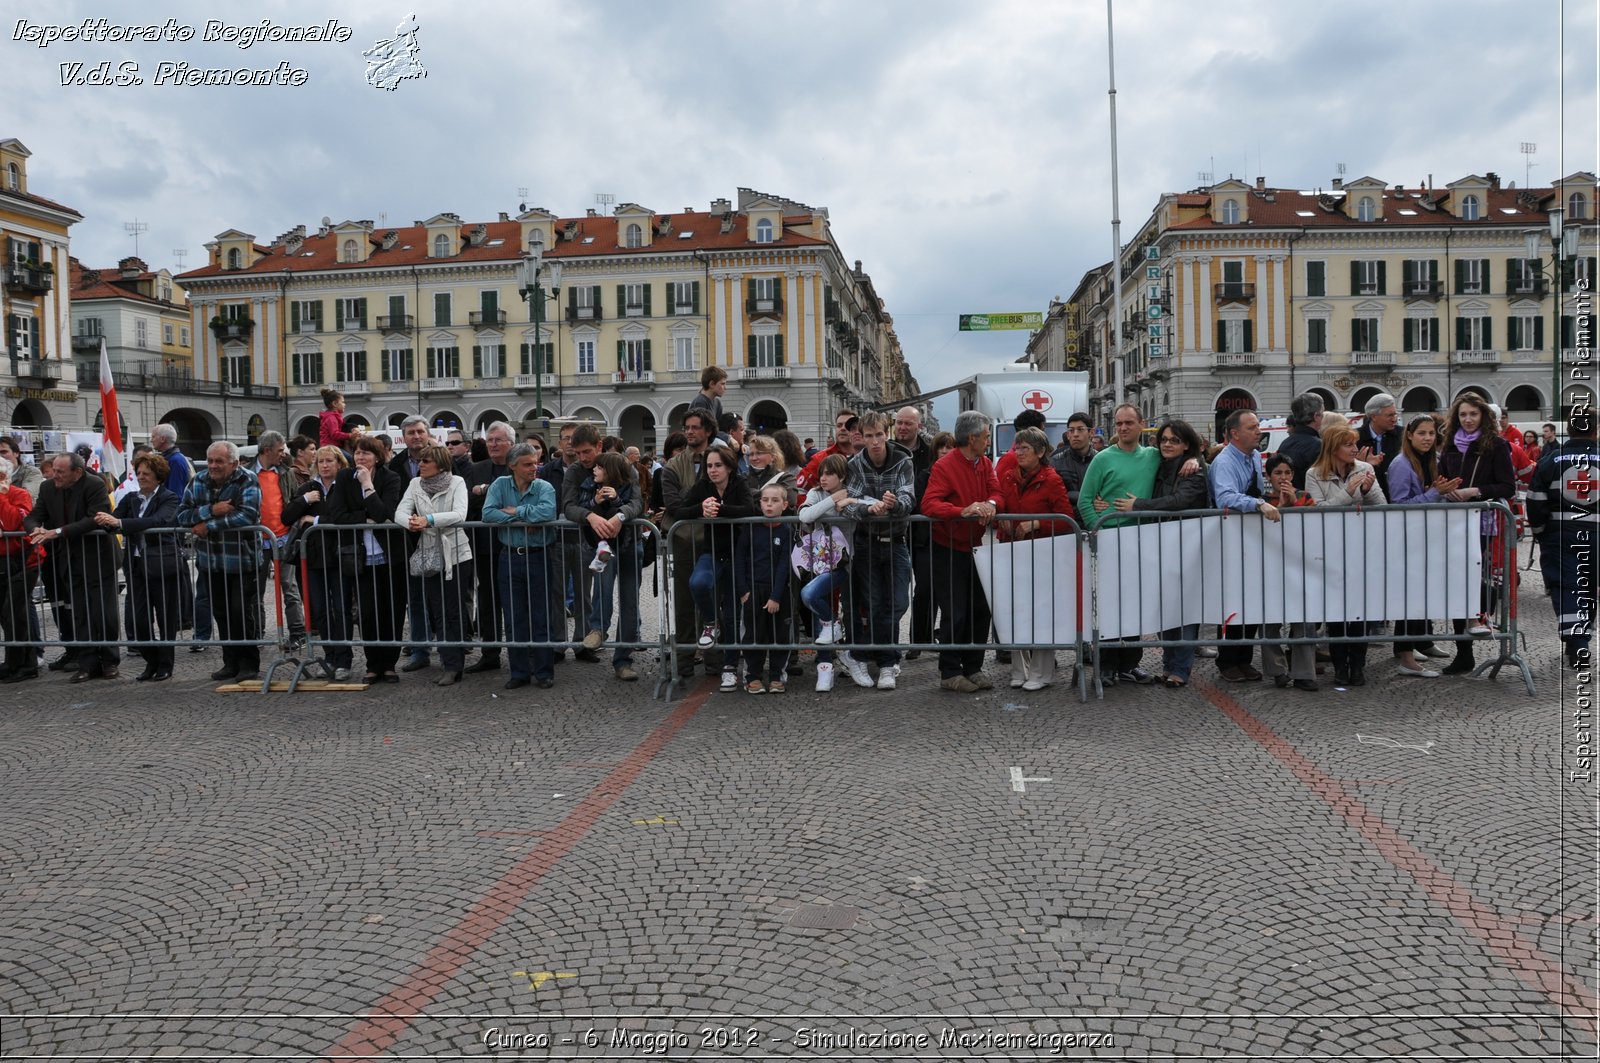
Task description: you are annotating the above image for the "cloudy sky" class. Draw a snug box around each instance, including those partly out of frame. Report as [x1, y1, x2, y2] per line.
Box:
[7, 0, 1596, 423]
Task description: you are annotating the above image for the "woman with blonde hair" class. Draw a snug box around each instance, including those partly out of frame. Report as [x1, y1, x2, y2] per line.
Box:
[395, 443, 472, 685]
[1306, 426, 1385, 686]
[744, 434, 797, 508]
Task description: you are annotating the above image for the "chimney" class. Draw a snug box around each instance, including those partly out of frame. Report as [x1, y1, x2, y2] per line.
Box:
[1255, 176, 1265, 190]
[1486, 172, 1500, 189]
[586, 208, 598, 217]
[1331, 177, 1343, 190]
[498, 212, 509, 222]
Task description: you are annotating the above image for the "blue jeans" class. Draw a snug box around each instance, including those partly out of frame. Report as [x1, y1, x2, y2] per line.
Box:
[584, 539, 641, 667]
[1161, 623, 1200, 682]
[689, 555, 737, 650]
[192, 569, 213, 641]
[499, 548, 554, 682]
[404, 571, 435, 662]
[800, 566, 850, 665]
[849, 537, 911, 668]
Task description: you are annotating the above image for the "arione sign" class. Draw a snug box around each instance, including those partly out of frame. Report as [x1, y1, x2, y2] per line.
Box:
[960, 312, 1044, 331]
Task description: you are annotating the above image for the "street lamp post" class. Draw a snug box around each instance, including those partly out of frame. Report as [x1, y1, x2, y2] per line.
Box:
[517, 248, 562, 431]
[1525, 208, 1576, 424]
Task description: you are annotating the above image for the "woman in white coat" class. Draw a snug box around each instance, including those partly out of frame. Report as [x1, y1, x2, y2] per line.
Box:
[1305, 426, 1385, 686]
[395, 444, 473, 685]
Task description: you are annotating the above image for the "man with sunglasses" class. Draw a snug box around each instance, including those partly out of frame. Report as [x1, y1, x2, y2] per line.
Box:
[445, 431, 473, 476]
[796, 410, 859, 491]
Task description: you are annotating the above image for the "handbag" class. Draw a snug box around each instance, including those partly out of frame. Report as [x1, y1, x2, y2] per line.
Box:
[409, 528, 444, 577]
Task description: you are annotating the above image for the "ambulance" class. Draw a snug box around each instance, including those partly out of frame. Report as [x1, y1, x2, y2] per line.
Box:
[901, 368, 1092, 459]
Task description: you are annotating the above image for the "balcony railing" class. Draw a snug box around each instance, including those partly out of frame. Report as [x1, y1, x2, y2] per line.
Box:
[422, 376, 463, 392]
[469, 310, 506, 328]
[622, 303, 647, 318]
[1214, 352, 1263, 371]
[1350, 350, 1398, 368]
[296, 320, 320, 334]
[5, 266, 53, 294]
[566, 305, 602, 323]
[71, 333, 103, 352]
[12, 358, 62, 384]
[735, 365, 788, 381]
[746, 295, 784, 316]
[1403, 280, 1443, 301]
[210, 319, 254, 341]
[513, 373, 559, 390]
[1451, 349, 1501, 367]
[1213, 282, 1255, 303]
[611, 370, 655, 385]
[1508, 280, 1549, 298]
[376, 314, 413, 332]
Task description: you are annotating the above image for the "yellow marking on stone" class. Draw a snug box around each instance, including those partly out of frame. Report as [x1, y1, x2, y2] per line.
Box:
[513, 970, 577, 990]
[629, 815, 680, 826]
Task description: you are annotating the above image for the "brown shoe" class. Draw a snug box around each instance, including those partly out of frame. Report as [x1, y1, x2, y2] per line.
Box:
[582, 630, 605, 651]
[940, 675, 979, 693]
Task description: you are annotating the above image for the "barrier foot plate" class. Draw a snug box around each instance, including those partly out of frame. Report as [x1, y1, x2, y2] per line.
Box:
[218, 679, 370, 693]
[1475, 648, 1537, 697]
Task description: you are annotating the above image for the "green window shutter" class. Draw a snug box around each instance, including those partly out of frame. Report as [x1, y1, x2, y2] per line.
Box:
[617, 284, 627, 314]
[519, 342, 531, 374]
[290, 302, 301, 331]
[617, 339, 626, 370]
[591, 286, 602, 316]
[1242, 320, 1253, 352]
[472, 345, 482, 377]
[1483, 319, 1492, 349]
[312, 302, 323, 330]
[381, 352, 391, 381]
[1427, 259, 1439, 282]
[642, 338, 652, 371]
[334, 301, 344, 330]
[1402, 318, 1414, 352]
[1306, 261, 1324, 297]
[1454, 259, 1466, 295]
[643, 283, 653, 317]
[1429, 321, 1439, 352]
[777, 333, 785, 365]
[567, 287, 577, 315]
[1401, 260, 1414, 287]
[1534, 317, 1544, 350]
[1215, 321, 1227, 353]
[434, 293, 449, 326]
[356, 298, 368, 329]
[292, 356, 301, 385]
[356, 351, 367, 380]
[405, 350, 414, 379]
[747, 335, 757, 366]
[1454, 317, 1467, 350]
[748, 278, 757, 304]
[1351, 319, 1362, 351]
[1376, 261, 1386, 295]
[1349, 261, 1361, 295]
[692, 281, 701, 315]
[482, 290, 497, 317]
[1507, 317, 1520, 349]
[335, 353, 345, 382]
[389, 295, 405, 323]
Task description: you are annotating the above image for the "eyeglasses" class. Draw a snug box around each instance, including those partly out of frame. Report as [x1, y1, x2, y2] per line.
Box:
[1157, 435, 1181, 445]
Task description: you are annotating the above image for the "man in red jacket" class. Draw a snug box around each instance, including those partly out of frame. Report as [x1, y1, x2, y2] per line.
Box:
[920, 410, 1004, 693]
[796, 409, 858, 491]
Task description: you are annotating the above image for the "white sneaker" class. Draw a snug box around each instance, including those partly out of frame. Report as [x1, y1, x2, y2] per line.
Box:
[839, 652, 875, 689]
[1022, 679, 1048, 691]
[876, 665, 899, 690]
[814, 620, 841, 646]
[815, 662, 835, 692]
[719, 669, 739, 692]
[698, 624, 718, 648]
[1467, 619, 1493, 637]
[1010, 677, 1026, 689]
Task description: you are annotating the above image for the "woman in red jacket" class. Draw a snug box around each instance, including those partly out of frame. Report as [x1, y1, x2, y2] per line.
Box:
[996, 427, 1073, 691]
[318, 388, 353, 451]
[0, 455, 40, 682]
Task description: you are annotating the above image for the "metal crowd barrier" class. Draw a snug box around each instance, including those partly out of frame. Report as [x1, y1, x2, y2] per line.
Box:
[0, 525, 283, 689]
[660, 513, 1094, 701]
[1086, 500, 1532, 697]
[288, 517, 670, 695]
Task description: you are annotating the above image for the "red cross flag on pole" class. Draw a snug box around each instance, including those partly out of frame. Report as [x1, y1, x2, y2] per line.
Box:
[98, 337, 126, 482]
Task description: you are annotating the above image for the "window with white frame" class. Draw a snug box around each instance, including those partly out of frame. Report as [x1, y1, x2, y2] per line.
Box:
[294, 299, 321, 332]
[1358, 196, 1376, 222]
[625, 223, 643, 248]
[755, 218, 774, 243]
[1354, 260, 1382, 295]
[337, 297, 365, 330]
[750, 333, 783, 367]
[673, 281, 697, 314]
[1403, 316, 1438, 353]
[9, 313, 36, 357]
[620, 338, 650, 375]
[163, 324, 174, 345]
[135, 319, 149, 348]
[1217, 318, 1252, 354]
[1351, 317, 1380, 353]
[674, 334, 696, 371]
[426, 345, 460, 379]
[576, 338, 596, 375]
[1570, 191, 1589, 220]
[5, 163, 17, 191]
[1221, 199, 1240, 224]
[1457, 315, 1491, 350]
[433, 233, 450, 258]
[222, 351, 250, 387]
[342, 239, 358, 263]
[226, 248, 242, 269]
[1458, 258, 1487, 294]
[294, 349, 323, 385]
[80, 317, 102, 337]
[336, 348, 367, 381]
[179, 326, 189, 346]
[474, 342, 503, 378]
[1509, 312, 1542, 350]
[1460, 194, 1480, 220]
[381, 346, 413, 381]
[754, 276, 778, 307]
[624, 282, 645, 315]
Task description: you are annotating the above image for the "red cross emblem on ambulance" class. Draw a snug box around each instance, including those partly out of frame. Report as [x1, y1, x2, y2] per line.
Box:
[1022, 390, 1053, 412]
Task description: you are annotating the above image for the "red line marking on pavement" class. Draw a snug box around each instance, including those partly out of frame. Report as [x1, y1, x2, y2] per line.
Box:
[1196, 680, 1599, 1038]
[321, 678, 715, 1061]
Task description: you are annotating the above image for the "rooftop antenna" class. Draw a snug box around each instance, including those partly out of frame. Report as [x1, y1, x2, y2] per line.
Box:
[171, 249, 187, 271]
[1336, 162, 1347, 175]
[1197, 169, 1214, 186]
[378, 212, 386, 227]
[517, 186, 528, 212]
[123, 218, 148, 257]
[1520, 141, 1537, 187]
[595, 192, 615, 209]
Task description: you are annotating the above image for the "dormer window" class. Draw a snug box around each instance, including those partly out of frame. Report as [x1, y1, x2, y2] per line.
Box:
[1460, 194, 1480, 221]
[528, 232, 545, 253]
[755, 218, 774, 243]
[5, 163, 17, 191]
[1358, 197, 1376, 222]
[624, 223, 642, 248]
[1570, 191, 1589, 221]
[342, 239, 358, 263]
[1221, 199, 1240, 224]
[226, 248, 242, 269]
[433, 233, 450, 258]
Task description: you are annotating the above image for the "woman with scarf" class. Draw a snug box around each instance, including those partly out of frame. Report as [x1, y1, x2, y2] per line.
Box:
[98, 453, 185, 682]
[325, 436, 406, 683]
[396, 444, 472, 685]
[671, 441, 755, 692]
[284, 446, 352, 679]
[1386, 414, 1463, 678]
[1306, 426, 1386, 687]
[996, 426, 1074, 691]
[1438, 391, 1517, 674]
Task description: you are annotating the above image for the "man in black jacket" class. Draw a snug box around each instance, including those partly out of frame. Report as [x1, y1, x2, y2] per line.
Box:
[464, 420, 515, 674]
[1277, 393, 1325, 490]
[26, 453, 120, 680]
[1355, 393, 1402, 494]
[1050, 411, 1096, 510]
[893, 406, 935, 654]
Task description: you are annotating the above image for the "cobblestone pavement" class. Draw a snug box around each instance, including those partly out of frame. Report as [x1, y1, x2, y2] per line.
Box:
[0, 548, 1594, 1060]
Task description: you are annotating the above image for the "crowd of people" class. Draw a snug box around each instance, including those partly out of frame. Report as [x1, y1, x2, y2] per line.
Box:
[0, 374, 1589, 693]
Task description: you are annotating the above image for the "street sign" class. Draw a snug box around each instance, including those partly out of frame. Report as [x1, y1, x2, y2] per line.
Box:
[959, 312, 1044, 331]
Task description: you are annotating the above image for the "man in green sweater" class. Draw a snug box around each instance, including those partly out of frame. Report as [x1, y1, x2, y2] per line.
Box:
[1078, 403, 1160, 684]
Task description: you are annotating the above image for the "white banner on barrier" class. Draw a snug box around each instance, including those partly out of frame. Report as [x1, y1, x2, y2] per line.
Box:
[974, 534, 1082, 643]
[1093, 509, 1483, 638]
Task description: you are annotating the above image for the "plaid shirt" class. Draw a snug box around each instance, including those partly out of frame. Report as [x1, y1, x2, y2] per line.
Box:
[841, 444, 914, 527]
[176, 466, 263, 572]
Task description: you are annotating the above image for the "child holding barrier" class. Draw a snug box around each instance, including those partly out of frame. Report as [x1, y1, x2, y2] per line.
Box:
[735, 484, 795, 694]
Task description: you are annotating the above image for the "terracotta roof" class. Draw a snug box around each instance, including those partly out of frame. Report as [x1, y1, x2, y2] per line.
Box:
[178, 210, 826, 281]
[0, 187, 83, 220]
[68, 259, 177, 308]
[1168, 184, 1588, 231]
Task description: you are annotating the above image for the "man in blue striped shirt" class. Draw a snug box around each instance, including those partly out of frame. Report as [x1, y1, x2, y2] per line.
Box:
[177, 441, 263, 682]
[1206, 410, 1280, 682]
